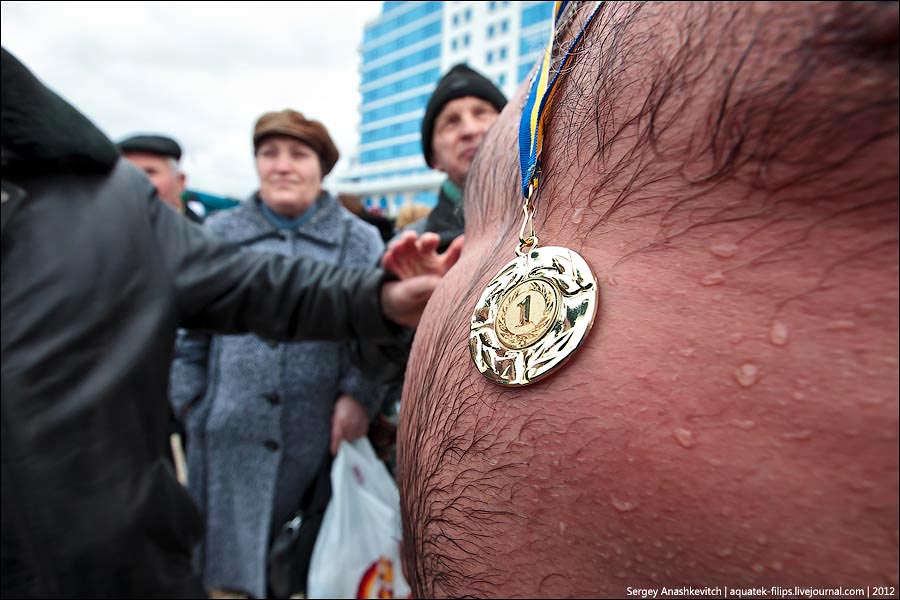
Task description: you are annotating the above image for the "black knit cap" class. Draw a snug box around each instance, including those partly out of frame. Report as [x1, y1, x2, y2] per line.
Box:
[117, 134, 182, 161]
[421, 64, 507, 167]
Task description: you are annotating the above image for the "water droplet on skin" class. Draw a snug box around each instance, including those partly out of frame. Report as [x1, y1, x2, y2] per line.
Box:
[879, 429, 898, 442]
[716, 547, 734, 557]
[679, 347, 696, 358]
[770, 560, 783, 572]
[859, 396, 885, 406]
[782, 429, 813, 441]
[769, 320, 789, 346]
[827, 319, 857, 330]
[709, 242, 739, 258]
[734, 363, 759, 387]
[559, 521, 567, 534]
[792, 390, 806, 401]
[732, 419, 756, 430]
[572, 207, 584, 224]
[857, 302, 879, 315]
[611, 497, 639, 512]
[654, 540, 663, 549]
[701, 271, 725, 286]
[729, 332, 744, 345]
[752, 563, 766, 573]
[673, 427, 696, 448]
[756, 534, 768, 545]
[849, 479, 876, 492]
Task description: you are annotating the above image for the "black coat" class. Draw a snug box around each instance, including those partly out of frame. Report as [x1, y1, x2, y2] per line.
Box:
[400, 180, 464, 253]
[0, 47, 402, 598]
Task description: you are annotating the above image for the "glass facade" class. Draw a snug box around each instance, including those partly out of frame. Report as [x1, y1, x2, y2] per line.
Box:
[337, 1, 553, 216]
[360, 118, 422, 145]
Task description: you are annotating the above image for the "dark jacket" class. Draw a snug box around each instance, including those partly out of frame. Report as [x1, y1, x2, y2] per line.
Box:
[0, 47, 400, 598]
[417, 179, 464, 252]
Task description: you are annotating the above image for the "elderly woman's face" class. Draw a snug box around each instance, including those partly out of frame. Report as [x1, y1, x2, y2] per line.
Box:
[255, 136, 323, 217]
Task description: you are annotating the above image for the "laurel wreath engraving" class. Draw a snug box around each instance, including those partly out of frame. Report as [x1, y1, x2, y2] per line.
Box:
[494, 279, 557, 349]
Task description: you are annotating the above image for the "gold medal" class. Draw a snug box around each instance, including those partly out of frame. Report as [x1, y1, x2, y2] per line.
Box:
[469, 1, 604, 386]
[469, 246, 598, 386]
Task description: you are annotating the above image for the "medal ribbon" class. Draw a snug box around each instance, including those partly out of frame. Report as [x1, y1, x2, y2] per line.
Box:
[518, 1, 604, 199]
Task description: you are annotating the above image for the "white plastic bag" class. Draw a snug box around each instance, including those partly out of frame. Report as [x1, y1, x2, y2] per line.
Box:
[307, 437, 411, 599]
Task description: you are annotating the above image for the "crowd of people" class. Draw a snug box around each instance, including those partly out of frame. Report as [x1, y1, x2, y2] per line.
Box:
[2, 1, 897, 598]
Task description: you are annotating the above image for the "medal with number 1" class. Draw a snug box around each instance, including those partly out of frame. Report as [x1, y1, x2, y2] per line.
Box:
[469, 1, 604, 386]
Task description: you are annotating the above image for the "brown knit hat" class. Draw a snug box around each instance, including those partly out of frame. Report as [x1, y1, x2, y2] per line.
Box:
[252, 109, 340, 175]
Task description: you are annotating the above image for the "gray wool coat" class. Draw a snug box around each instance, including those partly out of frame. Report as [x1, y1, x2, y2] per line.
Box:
[169, 192, 385, 598]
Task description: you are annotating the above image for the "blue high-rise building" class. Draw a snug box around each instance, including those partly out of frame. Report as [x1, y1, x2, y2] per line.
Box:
[335, 1, 554, 216]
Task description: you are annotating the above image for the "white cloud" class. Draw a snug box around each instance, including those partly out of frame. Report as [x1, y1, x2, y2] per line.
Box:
[1, 0, 383, 198]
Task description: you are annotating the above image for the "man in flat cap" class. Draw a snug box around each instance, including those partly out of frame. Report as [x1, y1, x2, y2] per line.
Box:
[415, 63, 507, 251]
[118, 133, 203, 222]
[119, 133, 203, 476]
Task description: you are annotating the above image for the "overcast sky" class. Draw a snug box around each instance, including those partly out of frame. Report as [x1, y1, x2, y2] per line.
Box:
[1, 1, 384, 198]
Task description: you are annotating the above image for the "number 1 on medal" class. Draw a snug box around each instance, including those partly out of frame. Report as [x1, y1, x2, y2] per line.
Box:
[518, 294, 532, 326]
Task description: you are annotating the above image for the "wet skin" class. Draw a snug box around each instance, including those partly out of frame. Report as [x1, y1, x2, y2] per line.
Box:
[399, 2, 899, 597]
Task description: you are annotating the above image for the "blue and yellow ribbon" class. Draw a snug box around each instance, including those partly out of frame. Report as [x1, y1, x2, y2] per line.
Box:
[518, 1, 604, 199]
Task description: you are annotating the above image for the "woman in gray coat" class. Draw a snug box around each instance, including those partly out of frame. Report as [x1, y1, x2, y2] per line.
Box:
[170, 110, 384, 598]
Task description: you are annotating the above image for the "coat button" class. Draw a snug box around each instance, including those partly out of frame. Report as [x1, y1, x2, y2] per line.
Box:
[265, 392, 281, 406]
[264, 440, 280, 452]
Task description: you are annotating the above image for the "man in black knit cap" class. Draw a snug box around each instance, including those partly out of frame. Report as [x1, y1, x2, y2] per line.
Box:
[415, 63, 506, 251]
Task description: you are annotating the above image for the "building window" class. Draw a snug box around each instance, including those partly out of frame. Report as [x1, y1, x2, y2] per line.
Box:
[489, 1, 496, 11]
[487, 51, 494, 64]
[465, 8, 472, 22]
[501, 19, 509, 33]
[488, 24, 495, 38]
[463, 33, 470, 47]
[451, 38, 458, 51]
[498, 73, 506, 87]
[499, 47, 508, 61]
[453, 14, 459, 26]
